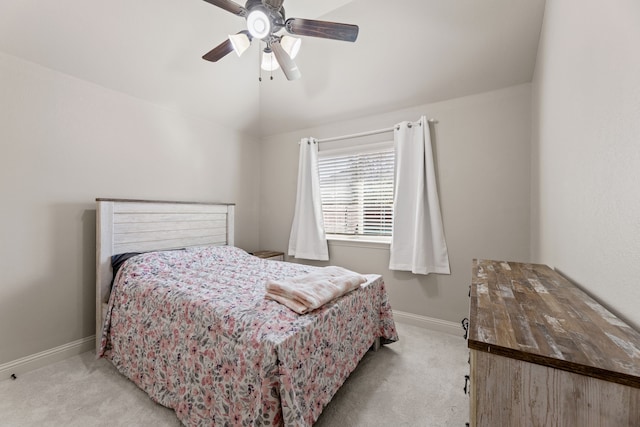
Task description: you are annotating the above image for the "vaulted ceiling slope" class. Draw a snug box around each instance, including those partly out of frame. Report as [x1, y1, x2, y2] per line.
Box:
[0, 0, 545, 137]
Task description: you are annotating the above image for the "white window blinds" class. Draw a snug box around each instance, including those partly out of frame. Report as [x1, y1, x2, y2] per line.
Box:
[318, 144, 395, 237]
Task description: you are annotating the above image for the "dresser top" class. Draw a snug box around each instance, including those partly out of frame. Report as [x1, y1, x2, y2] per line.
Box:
[468, 259, 640, 388]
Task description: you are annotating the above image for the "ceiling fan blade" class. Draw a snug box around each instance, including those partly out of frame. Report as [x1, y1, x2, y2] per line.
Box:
[285, 18, 359, 42]
[202, 0, 246, 16]
[271, 40, 301, 81]
[202, 39, 235, 62]
[262, 0, 284, 11]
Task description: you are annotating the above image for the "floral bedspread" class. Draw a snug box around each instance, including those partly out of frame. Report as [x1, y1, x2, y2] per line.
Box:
[99, 245, 398, 426]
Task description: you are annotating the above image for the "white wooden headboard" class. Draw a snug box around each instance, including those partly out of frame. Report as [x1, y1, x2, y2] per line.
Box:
[95, 198, 235, 353]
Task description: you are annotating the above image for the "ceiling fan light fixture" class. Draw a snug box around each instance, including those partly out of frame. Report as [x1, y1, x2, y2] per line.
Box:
[261, 50, 280, 71]
[228, 32, 251, 57]
[247, 8, 271, 39]
[281, 35, 301, 59]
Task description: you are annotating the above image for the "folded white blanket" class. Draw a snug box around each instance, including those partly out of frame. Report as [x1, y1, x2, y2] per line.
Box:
[265, 266, 367, 314]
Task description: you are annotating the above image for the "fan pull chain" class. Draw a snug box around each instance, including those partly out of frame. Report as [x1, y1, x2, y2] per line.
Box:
[258, 41, 263, 82]
[269, 49, 274, 80]
[266, 48, 274, 81]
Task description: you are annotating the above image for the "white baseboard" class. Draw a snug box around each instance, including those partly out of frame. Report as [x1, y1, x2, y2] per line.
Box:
[0, 335, 95, 381]
[393, 310, 464, 337]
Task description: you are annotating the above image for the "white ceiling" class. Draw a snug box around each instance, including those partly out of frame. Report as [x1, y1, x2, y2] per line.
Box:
[0, 0, 546, 137]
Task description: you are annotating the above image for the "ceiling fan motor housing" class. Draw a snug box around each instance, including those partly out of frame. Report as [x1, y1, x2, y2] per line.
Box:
[245, 0, 285, 39]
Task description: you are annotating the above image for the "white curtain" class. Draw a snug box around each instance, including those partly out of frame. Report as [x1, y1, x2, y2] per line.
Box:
[288, 138, 329, 261]
[389, 116, 450, 275]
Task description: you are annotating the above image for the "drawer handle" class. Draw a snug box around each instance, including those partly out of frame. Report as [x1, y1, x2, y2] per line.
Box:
[463, 374, 470, 395]
[461, 317, 469, 339]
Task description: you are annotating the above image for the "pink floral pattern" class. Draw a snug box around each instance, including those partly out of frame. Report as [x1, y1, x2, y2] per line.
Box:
[99, 245, 397, 426]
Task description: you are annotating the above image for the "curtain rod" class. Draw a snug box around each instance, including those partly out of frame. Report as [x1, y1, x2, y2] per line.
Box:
[315, 118, 438, 144]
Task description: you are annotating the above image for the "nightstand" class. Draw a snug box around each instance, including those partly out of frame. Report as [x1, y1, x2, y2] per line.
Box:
[252, 250, 284, 261]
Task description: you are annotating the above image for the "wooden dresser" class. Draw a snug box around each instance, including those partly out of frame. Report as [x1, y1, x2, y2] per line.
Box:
[467, 259, 640, 426]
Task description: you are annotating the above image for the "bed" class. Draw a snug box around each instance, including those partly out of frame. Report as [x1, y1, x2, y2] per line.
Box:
[95, 198, 398, 426]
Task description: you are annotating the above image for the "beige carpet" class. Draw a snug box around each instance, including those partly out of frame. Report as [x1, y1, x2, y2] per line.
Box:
[0, 322, 469, 426]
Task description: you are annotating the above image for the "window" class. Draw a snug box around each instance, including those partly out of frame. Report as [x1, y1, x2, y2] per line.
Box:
[318, 142, 395, 239]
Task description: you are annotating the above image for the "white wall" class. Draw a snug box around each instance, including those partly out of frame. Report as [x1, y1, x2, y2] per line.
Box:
[259, 84, 532, 324]
[531, 0, 640, 328]
[0, 52, 261, 365]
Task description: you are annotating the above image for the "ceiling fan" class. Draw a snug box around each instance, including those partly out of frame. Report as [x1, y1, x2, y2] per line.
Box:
[201, 0, 359, 81]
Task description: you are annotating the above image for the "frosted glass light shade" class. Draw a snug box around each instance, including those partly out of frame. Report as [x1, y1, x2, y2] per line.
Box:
[247, 9, 271, 39]
[261, 51, 280, 71]
[260, 36, 301, 71]
[281, 36, 301, 59]
[228, 33, 251, 57]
